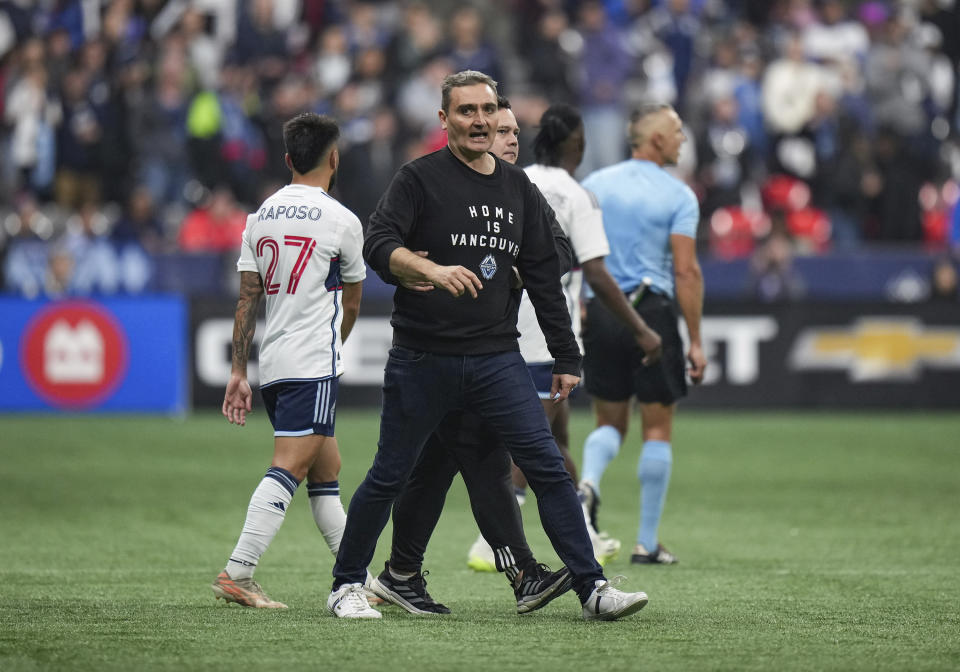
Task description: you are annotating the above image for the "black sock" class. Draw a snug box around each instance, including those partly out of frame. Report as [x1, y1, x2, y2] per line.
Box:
[577, 583, 598, 604]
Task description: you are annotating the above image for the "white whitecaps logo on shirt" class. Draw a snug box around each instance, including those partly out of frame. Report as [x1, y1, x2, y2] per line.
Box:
[479, 254, 498, 280]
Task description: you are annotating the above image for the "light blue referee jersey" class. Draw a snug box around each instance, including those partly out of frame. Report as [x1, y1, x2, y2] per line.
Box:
[582, 159, 699, 299]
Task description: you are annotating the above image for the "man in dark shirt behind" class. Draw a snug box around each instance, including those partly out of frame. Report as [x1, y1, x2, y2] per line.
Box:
[326, 70, 650, 621]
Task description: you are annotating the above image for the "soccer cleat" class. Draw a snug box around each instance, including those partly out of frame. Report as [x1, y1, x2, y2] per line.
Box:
[578, 480, 600, 530]
[327, 583, 382, 619]
[630, 543, 678, 565]
[467, 534, 497, 573]
[211, 571, 288, 609]
[581, 576, 649, 621]
[592, 530, 622, 567]
[514, 563, 573, 614]
[369, 563, 451, 615]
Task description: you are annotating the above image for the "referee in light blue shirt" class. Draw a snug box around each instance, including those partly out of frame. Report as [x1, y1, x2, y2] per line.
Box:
[577, 104, 707, 566]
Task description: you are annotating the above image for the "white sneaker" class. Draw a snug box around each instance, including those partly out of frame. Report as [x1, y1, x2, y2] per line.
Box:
[466, 534, 497, 572]
[327, 583, 382, 619]
[581, 576, 648, 621]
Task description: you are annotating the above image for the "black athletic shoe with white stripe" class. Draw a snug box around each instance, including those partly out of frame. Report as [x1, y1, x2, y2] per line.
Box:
[514, 564, 573, 614]
[630, 543, 678, 565]
[369, 563, 451, 616]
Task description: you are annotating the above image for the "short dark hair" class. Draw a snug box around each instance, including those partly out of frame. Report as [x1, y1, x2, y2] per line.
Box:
[441, 70, 498, 112]
[282, 113, 340, 175]
[497, 95, 511, 110]
[532, 103, 582, 165]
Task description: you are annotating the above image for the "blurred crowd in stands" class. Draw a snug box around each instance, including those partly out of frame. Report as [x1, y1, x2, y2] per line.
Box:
[1, 0, 959, 301]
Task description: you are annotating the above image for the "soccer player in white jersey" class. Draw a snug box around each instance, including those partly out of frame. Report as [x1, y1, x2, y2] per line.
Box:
[466, 103, 663, 570]
[212, 113, 366, 608]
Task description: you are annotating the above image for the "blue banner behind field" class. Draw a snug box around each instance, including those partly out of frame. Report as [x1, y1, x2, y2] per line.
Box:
[0, 296, 187, 412]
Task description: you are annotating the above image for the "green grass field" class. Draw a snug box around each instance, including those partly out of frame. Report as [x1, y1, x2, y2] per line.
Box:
[1, 410, 958, 671]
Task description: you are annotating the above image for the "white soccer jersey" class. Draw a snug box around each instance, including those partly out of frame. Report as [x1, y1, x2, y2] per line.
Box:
[236, 184, 366, 386]
[518, 164, 610, 364]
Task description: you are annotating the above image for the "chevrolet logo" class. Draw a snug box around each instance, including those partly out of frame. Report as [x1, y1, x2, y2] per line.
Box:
[789, 318, 960, 381]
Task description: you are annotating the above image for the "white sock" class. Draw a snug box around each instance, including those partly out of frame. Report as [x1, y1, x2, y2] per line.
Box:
[226, 467, 299, 580]
[307, 480, 346, 555]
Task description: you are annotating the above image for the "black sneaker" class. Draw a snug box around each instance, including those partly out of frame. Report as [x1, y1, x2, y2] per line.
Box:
[578, 481, 600, 530]
[369, 563, 451, 615]
[514, 564, 573, 614]
[630, 543, 678, 565]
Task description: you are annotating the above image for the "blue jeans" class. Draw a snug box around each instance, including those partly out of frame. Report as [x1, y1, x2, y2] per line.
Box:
[333, 347, 603, 595]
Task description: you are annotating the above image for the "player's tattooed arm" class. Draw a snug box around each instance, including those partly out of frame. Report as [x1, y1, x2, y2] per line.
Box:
[231, 271, 265, 375]
[224, 271, 263, 426]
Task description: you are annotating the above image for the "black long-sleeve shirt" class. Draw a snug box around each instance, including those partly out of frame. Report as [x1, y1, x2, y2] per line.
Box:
[364, 147, 581, 375]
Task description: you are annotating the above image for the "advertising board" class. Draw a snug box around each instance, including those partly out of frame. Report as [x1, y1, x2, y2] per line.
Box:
[0, 297, 187, 413]
[188, 298, 960, 409]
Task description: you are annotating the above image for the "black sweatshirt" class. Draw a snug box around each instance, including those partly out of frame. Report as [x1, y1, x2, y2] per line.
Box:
[364, 147, 582, 375]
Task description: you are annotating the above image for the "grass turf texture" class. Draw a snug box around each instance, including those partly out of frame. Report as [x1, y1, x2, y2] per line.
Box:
[1, 411, 958, 671]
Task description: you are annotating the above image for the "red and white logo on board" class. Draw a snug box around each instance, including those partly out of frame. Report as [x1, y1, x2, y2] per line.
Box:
[21, 302, 129, 408]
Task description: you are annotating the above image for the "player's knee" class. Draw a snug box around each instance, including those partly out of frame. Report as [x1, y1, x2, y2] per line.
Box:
[593, 403, 629, 436]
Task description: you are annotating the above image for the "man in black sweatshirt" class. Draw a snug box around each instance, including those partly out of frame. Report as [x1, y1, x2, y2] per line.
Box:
[371, 96, 576, 618]
[326, 70, 650, 622]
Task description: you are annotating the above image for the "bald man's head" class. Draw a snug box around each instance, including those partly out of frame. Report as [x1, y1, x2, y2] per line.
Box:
[627, 104, 685, 166]
[628, 104, 672, 149]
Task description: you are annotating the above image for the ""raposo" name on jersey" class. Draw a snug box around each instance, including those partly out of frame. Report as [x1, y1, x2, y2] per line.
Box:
[257, 204, 323, 221]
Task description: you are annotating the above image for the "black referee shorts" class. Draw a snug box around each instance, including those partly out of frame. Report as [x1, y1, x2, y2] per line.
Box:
[582, 292, 687, 405]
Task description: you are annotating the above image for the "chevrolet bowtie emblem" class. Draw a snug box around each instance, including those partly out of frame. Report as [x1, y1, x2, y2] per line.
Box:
[789, 318, 960, 381]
